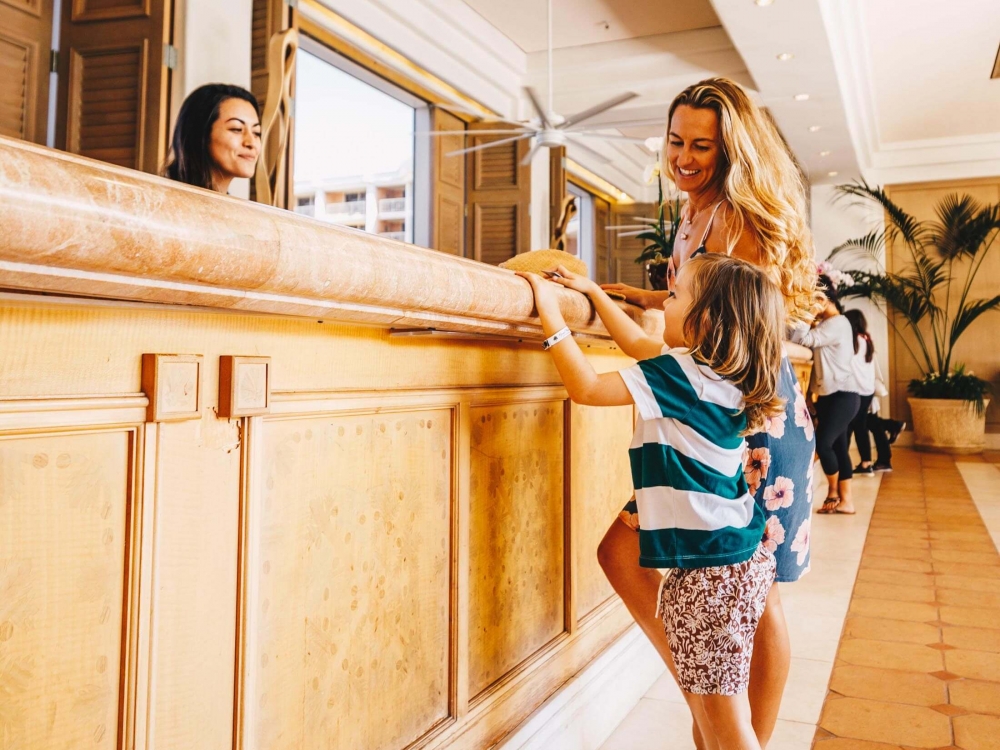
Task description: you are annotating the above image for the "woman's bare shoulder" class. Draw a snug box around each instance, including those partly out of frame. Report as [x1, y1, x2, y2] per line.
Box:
[705, 202, 764, 265]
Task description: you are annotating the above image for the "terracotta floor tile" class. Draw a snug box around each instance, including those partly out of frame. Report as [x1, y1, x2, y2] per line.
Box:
[929, 531, 994, 543]
[939, 606, 1000, 630]
[949, 679, 1000, 715]
[863, 556, 935, 574]
[864, 546, 935, 562]
[819, 697, 952, 747]
[853, 582, 938, 604]
[942, 626, 1000, 654]
[936, 588, 1000, 609]
[850, 598, 940, 623]
[837, 639, 944, 672]
[954, 713, 1000, 750]
[933, 562, 1000, 579]
[945, 649, 1000, 682]
[844, 616, 941, 646]
[934, 575, 1000, 593]
[931, 703, 969, 716]
[933, 540, 1000, 554]
[827, 664, 946, 706]
[858, 569, 936, 588]
[932, 550, 1000, 566]
[812, 739, 907, 750]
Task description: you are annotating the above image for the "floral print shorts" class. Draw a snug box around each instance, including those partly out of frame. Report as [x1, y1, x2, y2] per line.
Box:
[657, 545, 776, 696]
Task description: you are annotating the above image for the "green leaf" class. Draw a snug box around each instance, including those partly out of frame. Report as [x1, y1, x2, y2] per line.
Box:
[835, 180, 925, 248]
[949, 294, 1000, 346]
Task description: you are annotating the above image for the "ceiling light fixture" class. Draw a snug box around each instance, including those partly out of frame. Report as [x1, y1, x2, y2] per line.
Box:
[755, 0, 774, 6]
[809, 125, 822, 132]
[819, 150, 831, 156]
[777, 52, 793, 61]
[828, 171, 839, 177]
[794, 93, 810, 101]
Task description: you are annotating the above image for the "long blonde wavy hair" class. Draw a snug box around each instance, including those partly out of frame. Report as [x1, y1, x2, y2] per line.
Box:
[682, 254, 786, 435]
[664, 77, 818, 323]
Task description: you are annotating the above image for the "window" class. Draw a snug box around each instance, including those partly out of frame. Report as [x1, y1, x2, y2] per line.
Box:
[566, 182, 597, 280]
[292, 39, 428, 243]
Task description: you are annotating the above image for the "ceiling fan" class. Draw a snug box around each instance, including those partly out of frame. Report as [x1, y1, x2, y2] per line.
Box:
[426, 0, 649, 166]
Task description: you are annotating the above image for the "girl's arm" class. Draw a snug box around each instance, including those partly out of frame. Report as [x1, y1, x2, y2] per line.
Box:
[517, 272, 634, 407]
[599, 284, 670, 311]
[789, 316, 843, 349]
[546, 266, 664, 361]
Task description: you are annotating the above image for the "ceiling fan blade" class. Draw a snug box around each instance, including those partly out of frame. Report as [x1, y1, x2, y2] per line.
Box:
[523, 87, 551, 129]
[558, 92, 639, 129]
[416, 129, 532, 136]
[565, 136, 612, 165]
[572, 132, 649, 144]
[521, 140, 543, 166]
[567, 116, 665, 131]
[433, 101, 524, 126]
[446, 133, 531, 158]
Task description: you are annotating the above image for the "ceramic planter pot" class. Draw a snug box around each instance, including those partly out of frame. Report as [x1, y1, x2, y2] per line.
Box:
[646, 259, 670, 291]
[907, 397, 991, 454]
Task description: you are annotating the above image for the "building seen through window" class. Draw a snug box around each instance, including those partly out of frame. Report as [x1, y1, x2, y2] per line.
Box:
[293, 45, 419, 243]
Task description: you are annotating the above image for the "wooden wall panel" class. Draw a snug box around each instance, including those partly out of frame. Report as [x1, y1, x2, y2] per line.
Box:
[468, 401, 564, 699]
[0, 0, 52, 144]
[246, 409, 453, 750]
[612, 202, 656, 288]
[148, 414, 242, 750]
[570, 403, 635, 621]
[0, 429, 133, 749]
[886, 179, 1000, 432]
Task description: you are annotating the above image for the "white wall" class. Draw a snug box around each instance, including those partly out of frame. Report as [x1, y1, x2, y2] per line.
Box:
[811, 183, 894, 413]
[171, 0, 254, 197]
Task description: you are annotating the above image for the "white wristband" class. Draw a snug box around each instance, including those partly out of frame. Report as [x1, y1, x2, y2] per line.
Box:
[542, 326, 572, 350]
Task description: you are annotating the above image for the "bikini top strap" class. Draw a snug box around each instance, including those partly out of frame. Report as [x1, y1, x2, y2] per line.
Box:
[698, 201, 726, 248]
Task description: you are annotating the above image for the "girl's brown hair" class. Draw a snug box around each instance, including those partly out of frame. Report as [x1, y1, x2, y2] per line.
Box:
[682, 254, 786, 434]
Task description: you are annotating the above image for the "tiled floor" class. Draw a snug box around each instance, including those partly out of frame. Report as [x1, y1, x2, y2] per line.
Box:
[599, 449, 1000, 750]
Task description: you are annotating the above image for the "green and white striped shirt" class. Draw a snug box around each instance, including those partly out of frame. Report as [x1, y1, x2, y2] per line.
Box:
[620, 349, 764, 569]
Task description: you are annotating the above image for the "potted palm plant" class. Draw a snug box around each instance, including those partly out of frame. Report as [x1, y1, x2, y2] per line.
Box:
[633, 161, 681, 290]
[830, 181, 1000, 453]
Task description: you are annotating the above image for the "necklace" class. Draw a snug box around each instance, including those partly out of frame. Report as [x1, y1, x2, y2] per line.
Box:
[679, 200, 720, 241]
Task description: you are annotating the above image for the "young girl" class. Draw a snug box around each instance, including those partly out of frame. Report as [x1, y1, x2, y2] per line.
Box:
[519, 254, 786, 750]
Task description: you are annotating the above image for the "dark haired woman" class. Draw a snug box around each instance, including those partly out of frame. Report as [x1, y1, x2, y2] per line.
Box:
[845, 309, 903, 474]
[791, 277, 862, 514]
[163, 83, 261, 194]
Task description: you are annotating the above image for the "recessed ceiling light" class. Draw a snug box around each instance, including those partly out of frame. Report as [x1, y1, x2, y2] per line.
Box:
[755, 0, 774, 5]
[777, 52, 794, 61]
[794, 93, 810, 101]
[809, 125, 822, 132]
[819, 150, 831, 156]
[828, 171, 839, 177]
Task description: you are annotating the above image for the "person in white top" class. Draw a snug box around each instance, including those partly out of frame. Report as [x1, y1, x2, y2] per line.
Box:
[790, 276, 862, 514]
[844, 310, 906, 474]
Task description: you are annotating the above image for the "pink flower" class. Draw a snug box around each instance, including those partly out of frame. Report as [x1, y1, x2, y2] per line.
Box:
[763, 476, 795, 511]
[794, 391, 814, 441]
[791, 519, 811, 566]
[763, 515, 786, 553]
[764, 411, 786, 439]
[743, 447, 771, 497]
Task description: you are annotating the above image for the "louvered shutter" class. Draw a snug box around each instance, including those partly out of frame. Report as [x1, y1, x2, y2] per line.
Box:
[430, 107, 465, 256]
[250, 0, 291, 112]
[548, 146, 566, 247]
[0, 0, 54, 144]
[594, 197, 610, 284]
[613, 202, 656, 288]
[465, 123, 530, 265]
[56, 0, 171, 173]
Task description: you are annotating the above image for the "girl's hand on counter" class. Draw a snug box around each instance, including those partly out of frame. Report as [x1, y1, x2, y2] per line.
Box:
[547, 265, 600, 297]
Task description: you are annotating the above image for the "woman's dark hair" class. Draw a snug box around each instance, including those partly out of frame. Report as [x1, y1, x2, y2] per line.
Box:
[844, 308, 874, 362]
[163, 83, 260, 190]
[817, 274, 845, 315]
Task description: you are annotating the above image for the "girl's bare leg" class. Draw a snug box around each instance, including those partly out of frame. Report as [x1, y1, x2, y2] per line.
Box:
[694, 692, 761, 750]
[747, 585, 790, 747]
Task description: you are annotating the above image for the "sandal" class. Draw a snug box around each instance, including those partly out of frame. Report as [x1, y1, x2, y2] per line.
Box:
[817, 497, 840, 514]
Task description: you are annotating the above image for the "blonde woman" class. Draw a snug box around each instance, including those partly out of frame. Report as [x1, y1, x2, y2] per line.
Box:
[602, 78, 818, 749]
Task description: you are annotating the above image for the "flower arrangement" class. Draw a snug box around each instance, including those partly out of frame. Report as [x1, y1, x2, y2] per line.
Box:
[829, 181, 1000, 415]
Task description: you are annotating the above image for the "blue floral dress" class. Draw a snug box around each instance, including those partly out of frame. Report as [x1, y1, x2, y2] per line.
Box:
[743, 355, 815, 582]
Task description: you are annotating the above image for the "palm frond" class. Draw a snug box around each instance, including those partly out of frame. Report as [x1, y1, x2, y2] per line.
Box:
[835, 180, 925, 248]
[828, 229, 886, 268]
[949, 294, 1000, 348]
[928, 195, 1000, 261]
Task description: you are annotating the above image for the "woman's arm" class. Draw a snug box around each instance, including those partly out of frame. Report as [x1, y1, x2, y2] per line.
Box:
[547, 266, 664, 361]
[517, 272, 634, 407]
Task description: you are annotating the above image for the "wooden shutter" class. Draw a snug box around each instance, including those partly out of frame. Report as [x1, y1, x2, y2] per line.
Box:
[594, 197, 610, 284]
[430, 106, 465, 256]
[465, 123, 531, 265]
[251, 0, 292, 111]
[56, 0, 171, 173]
[548, 146, 565, 247]
[0, 0, 54, 144]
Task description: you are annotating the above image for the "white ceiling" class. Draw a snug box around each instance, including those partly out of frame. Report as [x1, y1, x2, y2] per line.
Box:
[864, 0, 1000, 143]
[462, 0, 720, 53]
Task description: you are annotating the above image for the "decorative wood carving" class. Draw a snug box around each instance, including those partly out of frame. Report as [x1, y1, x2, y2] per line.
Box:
[141, 353, 203, 422]
[253, 27, 298, 208]
[218, 356, 270, 418]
